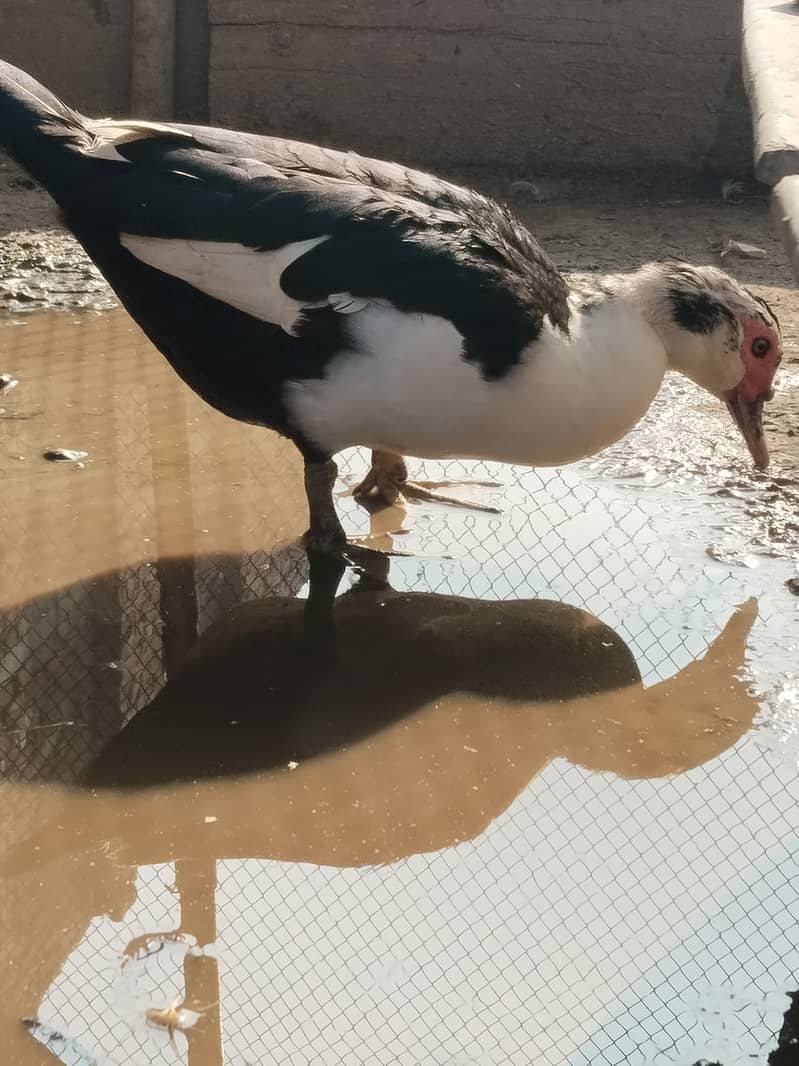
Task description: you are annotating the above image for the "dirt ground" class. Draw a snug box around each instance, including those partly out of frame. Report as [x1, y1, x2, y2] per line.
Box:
[1, 151, 797, 473]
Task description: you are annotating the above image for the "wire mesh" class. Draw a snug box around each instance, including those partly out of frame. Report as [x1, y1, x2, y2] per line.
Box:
[1, 310, 798, 1066]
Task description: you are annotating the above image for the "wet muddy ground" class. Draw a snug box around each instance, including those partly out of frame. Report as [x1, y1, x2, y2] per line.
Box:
[1, 155, 799, 1066]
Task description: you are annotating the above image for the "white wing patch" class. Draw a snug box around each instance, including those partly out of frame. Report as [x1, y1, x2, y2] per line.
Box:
[328, 292, 369, 314]
[119, 234, 335, 333]
[82, 119, 194, 163]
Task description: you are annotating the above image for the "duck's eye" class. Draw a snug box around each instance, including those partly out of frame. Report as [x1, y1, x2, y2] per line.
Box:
[751, 337, 770, 358]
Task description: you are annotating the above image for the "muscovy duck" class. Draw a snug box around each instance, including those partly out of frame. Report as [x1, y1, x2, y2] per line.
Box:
[0, 61, 782, 551]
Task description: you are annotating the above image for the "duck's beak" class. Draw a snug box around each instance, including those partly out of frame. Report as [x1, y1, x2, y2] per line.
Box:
[724, 387, 769, 470]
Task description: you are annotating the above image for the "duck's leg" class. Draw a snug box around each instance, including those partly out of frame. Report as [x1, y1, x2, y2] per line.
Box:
[303, 456, 347, 552]
[302, 450, 415, 559]
[303, 547, 347, 647]
[353, 450, 502, 514]
[303, 546, 392, 648]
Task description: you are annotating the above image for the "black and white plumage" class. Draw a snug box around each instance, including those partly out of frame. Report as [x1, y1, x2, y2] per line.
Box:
[0, 61, 783, 552]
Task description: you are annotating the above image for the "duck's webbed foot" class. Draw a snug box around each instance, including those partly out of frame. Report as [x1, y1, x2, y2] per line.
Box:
[353, 450, 502, 514]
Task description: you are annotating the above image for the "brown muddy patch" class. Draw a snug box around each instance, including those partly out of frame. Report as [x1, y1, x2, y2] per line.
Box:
[0, 309, 308, 606]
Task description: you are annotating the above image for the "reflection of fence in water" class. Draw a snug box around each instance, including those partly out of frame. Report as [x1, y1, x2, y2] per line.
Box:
[0, 308, 771, 777]
[1, 319, 797, 1065]
[0, 443, 755, 784]
[29, 748, 799, 1066]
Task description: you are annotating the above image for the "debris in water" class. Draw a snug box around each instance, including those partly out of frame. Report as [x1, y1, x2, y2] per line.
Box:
[22, 1017, 99, 1065]
[287, 760, 299, 770]
[705, 543, 760, 568]
[2, 720, 76, 737]
[43, 448, 88, 463]
[0, 372, 18, 394]
[204, 815, 217, 824]
[709, 237, 768, 260]
[787, 578, 799, 596]
[146, 996, 212, 1052]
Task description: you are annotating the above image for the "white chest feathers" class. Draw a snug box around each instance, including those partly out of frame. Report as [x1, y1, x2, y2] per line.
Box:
[286, 302, 669, 465]
[118, 229, 669, 467]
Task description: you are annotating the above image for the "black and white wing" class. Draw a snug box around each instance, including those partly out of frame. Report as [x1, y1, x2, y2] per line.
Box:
[81, 122, 571, 379]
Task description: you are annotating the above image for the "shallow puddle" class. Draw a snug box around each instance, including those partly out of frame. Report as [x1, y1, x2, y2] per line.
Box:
[1, 309, 799, 1066]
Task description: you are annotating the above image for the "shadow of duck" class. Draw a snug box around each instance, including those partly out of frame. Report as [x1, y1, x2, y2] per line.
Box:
[7, 557, 756, 871]
[0, 558, 762, 1066]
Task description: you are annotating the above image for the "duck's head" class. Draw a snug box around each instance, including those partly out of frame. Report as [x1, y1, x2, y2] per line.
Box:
[638, 261, 782, 469]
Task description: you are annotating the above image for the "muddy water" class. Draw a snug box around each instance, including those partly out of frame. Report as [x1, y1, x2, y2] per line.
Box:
[1, 309, 799, 1066]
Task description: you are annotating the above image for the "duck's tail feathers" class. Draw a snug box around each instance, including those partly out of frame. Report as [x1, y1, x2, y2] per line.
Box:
[0, 59, 95, 197]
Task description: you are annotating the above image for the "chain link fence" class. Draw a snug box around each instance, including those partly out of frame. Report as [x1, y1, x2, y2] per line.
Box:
[1, 311, 799, 1066]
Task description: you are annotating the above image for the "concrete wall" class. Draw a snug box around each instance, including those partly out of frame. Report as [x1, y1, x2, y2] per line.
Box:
[0, 0, 752, 176]
[209, 0, 752, 177]
[1, 0, 134, 114]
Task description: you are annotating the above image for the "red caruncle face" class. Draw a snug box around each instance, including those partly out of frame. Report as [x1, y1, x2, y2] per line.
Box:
[737, 318, 781, 403]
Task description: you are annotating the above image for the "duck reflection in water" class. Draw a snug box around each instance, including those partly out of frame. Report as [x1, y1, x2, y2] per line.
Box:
[2, 547, 763, 1066]
[20, 548, 756, 870]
